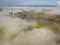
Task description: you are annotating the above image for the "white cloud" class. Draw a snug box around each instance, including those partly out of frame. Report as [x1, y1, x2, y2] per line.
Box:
[56, 1, 60, 6]
[21, 0, 42, 5]
[57, 1, 60, 5]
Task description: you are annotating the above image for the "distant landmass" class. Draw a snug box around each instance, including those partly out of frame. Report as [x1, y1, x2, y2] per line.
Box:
[0, 5, 59, 7]
[15, 5, 57, 7]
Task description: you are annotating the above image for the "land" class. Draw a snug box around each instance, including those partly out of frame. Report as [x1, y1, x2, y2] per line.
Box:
[0, 7, 60, 33]
[0, 7, 60, 45]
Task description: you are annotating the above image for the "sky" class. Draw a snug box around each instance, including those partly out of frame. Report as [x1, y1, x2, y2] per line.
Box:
[0, 0, 60, 6]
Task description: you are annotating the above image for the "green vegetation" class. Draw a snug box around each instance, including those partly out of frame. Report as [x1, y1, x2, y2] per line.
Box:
[22, 25, 35, 32]
[0, 26, 5, 36]
[36, 24, 43, 29]
[9, 34, 18, 40]
[14, 10, 60, 33]
[48, 23, 60, 33]
[0, 26, 6, 40]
